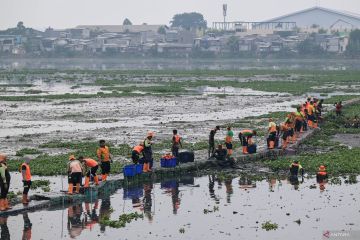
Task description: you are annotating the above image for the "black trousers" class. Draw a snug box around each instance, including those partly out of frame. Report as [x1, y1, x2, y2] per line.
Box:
[23, 180, 32, 195]
[101, 161, 111, 174]
[86, 165, 98, 177]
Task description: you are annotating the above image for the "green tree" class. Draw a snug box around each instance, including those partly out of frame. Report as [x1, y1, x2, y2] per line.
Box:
[170, 12, 207, 30]
[297, 38, 325, 55]
[157, 26, 167, 35]
[226, 36, 239, 54]
[346, 29, 360, 57]
[123, 18, 132, 25]
[17, 21, 25, 29]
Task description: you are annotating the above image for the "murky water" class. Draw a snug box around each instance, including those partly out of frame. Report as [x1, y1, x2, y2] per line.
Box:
[1, 174, 359, 240]
[1, 58, 360, 70]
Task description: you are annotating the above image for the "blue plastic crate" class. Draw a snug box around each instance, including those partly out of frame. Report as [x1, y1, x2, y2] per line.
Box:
[161, 158, 176, 168]
[123, 164, 136, 177]
[167, 158, 177, 167]
[135, 164, 143, 174]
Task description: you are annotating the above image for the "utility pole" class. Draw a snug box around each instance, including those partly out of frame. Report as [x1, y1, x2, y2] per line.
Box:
[223, 4, 227, 30]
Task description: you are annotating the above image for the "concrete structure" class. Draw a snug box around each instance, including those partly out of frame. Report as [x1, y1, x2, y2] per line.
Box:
[261, 6, 360, 31]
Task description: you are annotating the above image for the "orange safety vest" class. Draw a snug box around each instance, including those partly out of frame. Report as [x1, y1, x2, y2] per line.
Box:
[85, 158, 98, 168]
[97, 146, 110, 162]
[173, 134, 181, 144]
[21, 163, 31, 181]
[307, 105, 314, 115]
[317, 171, 327, 176]
[133, 145, 144, 154]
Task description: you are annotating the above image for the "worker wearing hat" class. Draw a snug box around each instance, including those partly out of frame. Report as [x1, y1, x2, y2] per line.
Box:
[143, 132, 154, 173]
[67, 155, 83, 194]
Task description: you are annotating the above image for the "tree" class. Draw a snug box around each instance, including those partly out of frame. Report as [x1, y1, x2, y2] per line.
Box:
[17, 21, 25, 29]
[170, 12, 207, 30]
[226, 36, 239, 54]
[346, 29, 360, 57]
[297, 38, 325, 55]
[157, 26, 167, 35]
[123, 18, 132, 25]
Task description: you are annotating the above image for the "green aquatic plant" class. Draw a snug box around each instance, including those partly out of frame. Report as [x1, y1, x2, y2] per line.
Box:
[99, 212, 144, 228]
[15, 148, 42, 156]
[261, 221, 278, 231]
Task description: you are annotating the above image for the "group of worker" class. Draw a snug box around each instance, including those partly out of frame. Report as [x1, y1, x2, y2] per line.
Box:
[267, 97, 324, 150]
[0, 96, 338, 211]
[67, 139, 111, 194]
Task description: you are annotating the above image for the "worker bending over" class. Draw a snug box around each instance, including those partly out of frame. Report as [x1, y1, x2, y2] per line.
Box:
[132, 142, 144, 164]
[239, 129, 256, 154]
[79, 156, 99, 188]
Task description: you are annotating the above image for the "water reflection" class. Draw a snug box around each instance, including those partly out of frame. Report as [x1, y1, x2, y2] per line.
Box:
[0, 216, 10, 240]
[22, 213, 32, 240]
[2, 174, 359, 240]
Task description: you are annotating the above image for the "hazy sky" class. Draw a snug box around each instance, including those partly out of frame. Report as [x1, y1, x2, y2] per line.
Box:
[1, 0, 359, 30]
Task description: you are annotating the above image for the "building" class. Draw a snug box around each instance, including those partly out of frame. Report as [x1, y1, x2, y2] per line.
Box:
[261, 6, 360, 31]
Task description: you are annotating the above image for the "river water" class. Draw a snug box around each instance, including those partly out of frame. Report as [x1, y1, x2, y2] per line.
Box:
[1, 174, 359, 240]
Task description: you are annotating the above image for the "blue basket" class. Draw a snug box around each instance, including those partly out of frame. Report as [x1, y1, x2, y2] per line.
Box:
[135, 164, 143, 174]
[123, 164, 136, 177]
[161, 158, 177, 168]
[123, 187, 143, 200]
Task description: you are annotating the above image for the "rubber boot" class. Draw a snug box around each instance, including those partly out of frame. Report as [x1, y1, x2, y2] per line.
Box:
[4, 199, 12, 210]
[84, 177, 90, 188]
[0, 199, 5, 211]
[22, 194, 29, 205]
[143, 163, 148, 173]
[94, 175, 99, 185]
[101, 174, 107, 181]
[68, 183, 73, 195]
[269, 141, 275, 149]
[242, 146, 248, 154]
[75, 183, 80, 194]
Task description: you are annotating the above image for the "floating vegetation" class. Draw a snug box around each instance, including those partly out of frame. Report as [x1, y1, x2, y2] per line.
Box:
[203, 206, 219, 214]
[261, 221, 278, 231]
[99, 212, 144, 228]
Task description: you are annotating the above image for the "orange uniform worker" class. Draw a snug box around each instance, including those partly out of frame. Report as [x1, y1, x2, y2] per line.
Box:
[316, 165, 328, 182]
[307, 101, 316, 128]
[67, 155, 83, 194]
[132, 142, 144, 164]
[79, 156, 99, 188]
[20, 157, 32, 204]
[97, 140, 111, 181]
[172, 129, 182, 158]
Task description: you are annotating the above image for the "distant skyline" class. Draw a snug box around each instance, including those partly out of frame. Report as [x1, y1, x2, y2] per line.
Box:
[1, 0, 360, 30]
